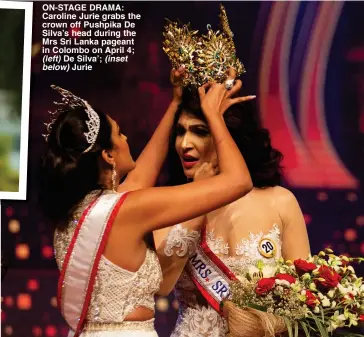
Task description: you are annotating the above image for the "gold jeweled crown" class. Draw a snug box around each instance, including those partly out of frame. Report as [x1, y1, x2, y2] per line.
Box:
[162, 4, 246, 87]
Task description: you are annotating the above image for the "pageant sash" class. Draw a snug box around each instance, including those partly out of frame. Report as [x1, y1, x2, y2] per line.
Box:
[187, 226, 237, 314]
[57, 192, 129, 337]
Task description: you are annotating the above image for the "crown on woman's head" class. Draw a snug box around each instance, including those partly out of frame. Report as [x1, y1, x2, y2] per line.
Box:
[43, 85, 100, 153]
[162, 4, 246, 87]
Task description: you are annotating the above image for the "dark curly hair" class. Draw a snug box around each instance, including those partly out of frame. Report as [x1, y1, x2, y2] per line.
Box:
[38, 106, 113, 229]
[167, 87, 284, 187]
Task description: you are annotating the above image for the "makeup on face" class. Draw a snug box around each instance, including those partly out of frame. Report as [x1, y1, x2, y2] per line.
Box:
[175, 112, 216, 178]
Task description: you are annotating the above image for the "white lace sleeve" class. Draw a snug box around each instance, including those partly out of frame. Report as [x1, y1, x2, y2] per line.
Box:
[164, 224, 200, 257]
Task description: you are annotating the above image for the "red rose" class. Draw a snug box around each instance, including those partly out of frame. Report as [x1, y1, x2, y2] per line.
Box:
[305, 290, 319, 308]
[275, 273, 296, 284]
[255, 278, 275, 295]
[294, 259, 317, 275]
[316, 265, 341, 288]
[359, 315, 364, 321]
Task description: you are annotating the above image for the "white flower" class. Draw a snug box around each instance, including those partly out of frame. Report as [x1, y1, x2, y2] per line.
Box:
[322, 297, 330, 307]
[276, 285, 284, 292]
[328, 322, 338, 333]
[337, 314, 346, 322]
[247, 266, 260, 278]
[337, 284, 349, 295]
[275, 279, 290, 287]
[313, 306, 320, 314]
[327, 290, 335, 298]
[261, 266, 276, 278]
[347, 266, 355, 274]
[301, 290, 307, 296]
[331, 301, 337, 308]
[345, 311, 359, 327]
[318, 292, 324, 300]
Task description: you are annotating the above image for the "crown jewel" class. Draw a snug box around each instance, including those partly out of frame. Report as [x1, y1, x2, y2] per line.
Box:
[162, 4, 245, 87]
[43, 85, 100, 153]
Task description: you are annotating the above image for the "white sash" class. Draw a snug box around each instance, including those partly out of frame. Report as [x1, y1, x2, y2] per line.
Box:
[57, 192, 129, 336]
[187, 226, 237, 314]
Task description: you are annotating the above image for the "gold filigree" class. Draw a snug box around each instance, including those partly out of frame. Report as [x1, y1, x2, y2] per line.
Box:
[162, 4, 246, 87]
[162, 20, 202, 86]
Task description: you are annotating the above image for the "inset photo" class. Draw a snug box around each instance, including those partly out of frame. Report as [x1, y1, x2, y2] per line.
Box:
[0, 1, 32, 200]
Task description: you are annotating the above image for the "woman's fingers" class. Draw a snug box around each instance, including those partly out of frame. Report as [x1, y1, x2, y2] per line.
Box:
[225, 79, 242, 99]
[230, 95, 256, 105]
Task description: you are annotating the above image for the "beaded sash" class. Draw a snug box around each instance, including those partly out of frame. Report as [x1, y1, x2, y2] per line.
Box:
[58, 192, 129, 337]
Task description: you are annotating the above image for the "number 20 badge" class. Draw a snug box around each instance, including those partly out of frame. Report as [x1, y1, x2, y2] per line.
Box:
[258, 238, 276, 258]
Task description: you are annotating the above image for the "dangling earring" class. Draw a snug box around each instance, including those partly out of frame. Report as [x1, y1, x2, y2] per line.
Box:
[112, 163, 117, 192]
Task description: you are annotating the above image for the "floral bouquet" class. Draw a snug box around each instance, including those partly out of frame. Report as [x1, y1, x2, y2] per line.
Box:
[225, 248, 364, 337]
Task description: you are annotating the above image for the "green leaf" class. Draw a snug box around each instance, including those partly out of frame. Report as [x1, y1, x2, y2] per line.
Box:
[256, 260, 264, 271]
[308, 313, 328, 337]
[246, 303, 267, 312]
[294, 321, 299, 337]
[283, 317, 293, 337]
[320, 307, 326, 327]
[300, 321, 311, 337]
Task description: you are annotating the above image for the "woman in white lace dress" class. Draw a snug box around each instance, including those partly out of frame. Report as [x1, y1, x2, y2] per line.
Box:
[154, 88, 311, 337]
[38, 70, 255, 337]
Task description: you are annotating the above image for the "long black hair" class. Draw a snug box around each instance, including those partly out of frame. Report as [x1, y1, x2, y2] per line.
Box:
[38, 106, 113, 229]
[167, 87, 284, 187]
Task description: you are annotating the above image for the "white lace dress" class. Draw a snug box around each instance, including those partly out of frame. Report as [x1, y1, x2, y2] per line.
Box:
[54, 191, 162, 337]
[170, 224, 282, 337]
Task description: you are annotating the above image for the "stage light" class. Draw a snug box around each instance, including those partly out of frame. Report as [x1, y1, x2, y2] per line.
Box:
[303, 214, 312, 225]
[17, 294, 32, 310]
[156, 297, 169, 312]
[4, 326, 13, 335]
[317, 192, 328, 201]
[42, 246, 54, 259]
[360, 242, 364, 255]
[172, 299, 179, 310]
[5, 207, 14, 217]
[346, 192, 357, 202]
[50, 297, 57, 308]
[27, 279, 39, 291]
[4, 296, 14, 307]
[8, 219, 20, 233]
[32, 326, 42, 337]
[344, 228, 357, 242]
[45, 325, 57, 337]
[16, 244, 30, 260]
[356, 216, 364, 227]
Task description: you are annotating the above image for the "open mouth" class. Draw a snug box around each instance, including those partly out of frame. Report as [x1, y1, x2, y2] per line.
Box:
[182, 154, 199, 169]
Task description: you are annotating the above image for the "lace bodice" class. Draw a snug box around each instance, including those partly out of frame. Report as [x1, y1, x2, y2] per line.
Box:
[206, 224, 282, 274]
[172, 224, 282, 336]
[54, 191, 162, 324]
